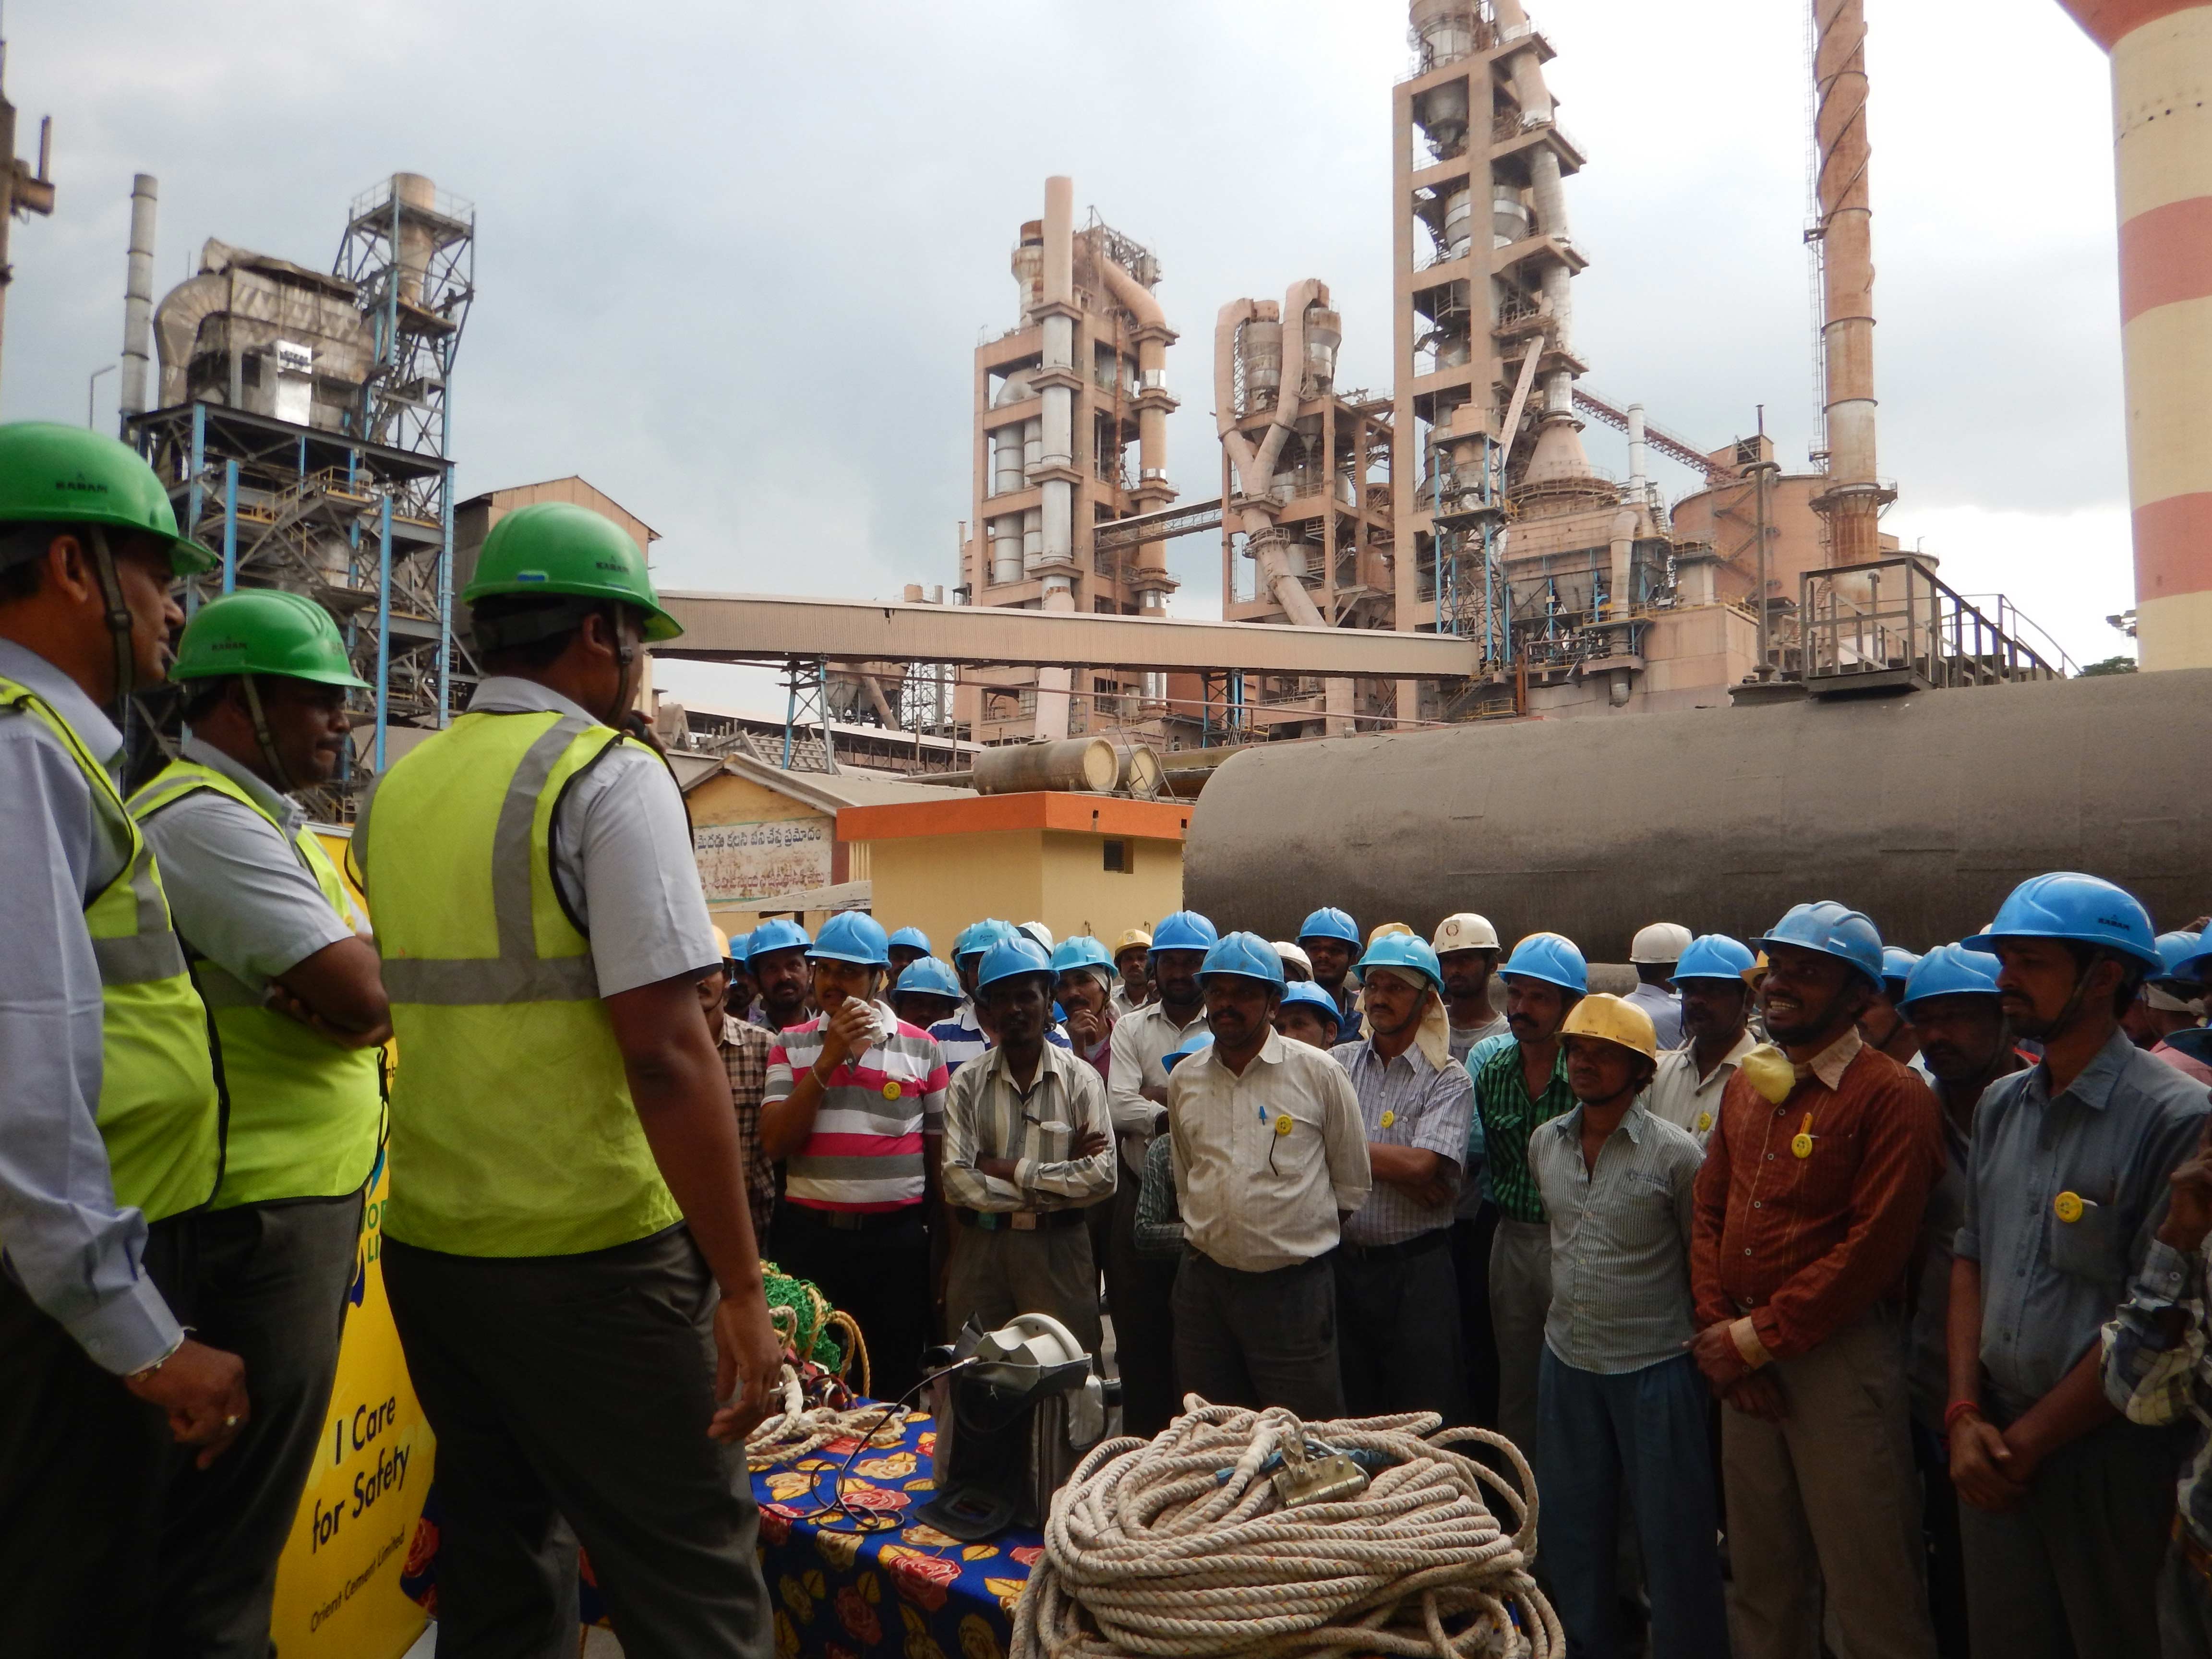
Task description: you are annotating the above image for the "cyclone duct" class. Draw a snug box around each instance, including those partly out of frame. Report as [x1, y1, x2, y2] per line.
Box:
[1185, 670, 2212, 954]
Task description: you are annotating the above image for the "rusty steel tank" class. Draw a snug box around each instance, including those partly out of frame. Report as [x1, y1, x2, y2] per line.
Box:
[1184, 671, 2212, 959]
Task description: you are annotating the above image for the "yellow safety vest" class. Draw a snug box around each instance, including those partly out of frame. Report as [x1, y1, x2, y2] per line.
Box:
[356, 709, 681, 1257]
[0, 675, 220, 1222]
[129, 759, 383, 1208]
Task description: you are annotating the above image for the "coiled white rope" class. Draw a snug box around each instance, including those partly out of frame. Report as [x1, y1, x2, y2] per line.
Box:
[1012, 1400, 1560, 1659]
[745, 1364, 910, 1465]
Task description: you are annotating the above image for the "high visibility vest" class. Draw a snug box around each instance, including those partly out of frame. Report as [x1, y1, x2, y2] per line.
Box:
[0, 675, 220, 1222]
[129, 759, 382, 1208]
[356, 709, 681, 1257]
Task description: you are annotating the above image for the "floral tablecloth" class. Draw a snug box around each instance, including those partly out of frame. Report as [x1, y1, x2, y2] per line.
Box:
[397, 1410, 1041, 1659]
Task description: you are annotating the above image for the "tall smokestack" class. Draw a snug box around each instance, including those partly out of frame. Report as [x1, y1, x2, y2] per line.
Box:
[1809, 0, 1889, 566]
[120, 173, 156, 418]
[2057, 0, 2212, 670]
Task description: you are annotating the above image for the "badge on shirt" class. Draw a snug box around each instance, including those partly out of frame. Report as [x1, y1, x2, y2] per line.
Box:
[1380, 1110, 1396, 1128]
[2053, 1190, 2084, 1225]
[1791, 1112, 1815, 1160]
[882, 1082, 903, 1100]
[1274, 1114, 1294, 1137]
[1695, 1110, 1712, 1134]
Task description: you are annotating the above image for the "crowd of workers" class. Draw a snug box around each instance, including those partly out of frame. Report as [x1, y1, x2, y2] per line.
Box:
[4, 419, 2211, 1659]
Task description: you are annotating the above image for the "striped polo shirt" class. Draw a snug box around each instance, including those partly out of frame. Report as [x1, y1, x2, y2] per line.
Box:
[765, 1000, 950, 1212]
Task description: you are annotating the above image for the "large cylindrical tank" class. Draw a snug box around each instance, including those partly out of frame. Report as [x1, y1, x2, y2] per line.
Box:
[1022, 507, 1043, 566]
[990, 516, 1023, 585]
[1023, 419, 1043, 479]
[1185, 672, 2212, 957]
[975, 738, 1120, 795]
[1113, 742, 1164, 799]
[1444, 189, 1473, 259]
[1303, 306, 1341, 397]
[993, 428, 1024, 495]
[1492, 189, 1530, 248]
[1241, 318, 1283, 409]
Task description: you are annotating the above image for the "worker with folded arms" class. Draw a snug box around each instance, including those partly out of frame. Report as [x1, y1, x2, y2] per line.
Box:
[129, 589, 390, 1655]
[1644, 933, 1759, 1146]
[0, 424, 246, 1655]
[1688, 901, 1944, 1659]
[1169, 932, 1370, 1419]
[358, 502, 781, 1655]
[761, 910, 950, 1403]
[1624, 921, 1691, 1051]
[1529, 993, 1726, 1659]
[932, 919, 1070, 1072]
[1946, 874, 2205, 1659]
[1330, 932, 1472, 1419]
[1469, 930, 1586, 1455]
[1106, 908, 1217, 1435]
[940, 936, 1117, 1352]
[1297, 905, 1363, 1022]
[700, 926, 777, 1249]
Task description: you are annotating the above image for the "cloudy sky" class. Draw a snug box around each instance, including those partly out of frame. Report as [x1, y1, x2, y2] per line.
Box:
[4, 0, 2129, 710]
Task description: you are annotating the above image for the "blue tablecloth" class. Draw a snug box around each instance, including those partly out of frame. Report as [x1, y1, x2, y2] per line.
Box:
[397, 1411, 1042, 1659]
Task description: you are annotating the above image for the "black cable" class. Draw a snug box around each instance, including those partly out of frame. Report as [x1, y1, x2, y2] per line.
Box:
[796, 1356, 980, 1534]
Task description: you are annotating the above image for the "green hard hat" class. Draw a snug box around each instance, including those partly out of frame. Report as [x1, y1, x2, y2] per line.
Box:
[0, 421, 216, 575]
[171, 588, 370, 688]
[460, 501, 681, 642]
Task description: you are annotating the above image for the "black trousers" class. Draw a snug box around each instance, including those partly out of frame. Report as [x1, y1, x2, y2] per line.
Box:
[154, 1190, 364, 1659]
[1173, 1249, 1344, 1422]
[1332, 1230, 1465, 1422]
[1105, 1169, 1181, 1436]
[0, 1214, 192, 1659]
[769, 1202, 930, 1403]
[1450, 1205, 1503, 1428]
[383, 1226, 772, 1659]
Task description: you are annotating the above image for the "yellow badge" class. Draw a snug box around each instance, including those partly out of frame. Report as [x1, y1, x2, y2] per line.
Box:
[1380, 1111, 1396, 1128]
[1790, 1111, 1815, 1160]
[883, 1082, 903, 1100]
[2053, 1190, 2084, 1225]
[1274, 1114, 1294, 1137]
[1695, 1110, 1712, 1134]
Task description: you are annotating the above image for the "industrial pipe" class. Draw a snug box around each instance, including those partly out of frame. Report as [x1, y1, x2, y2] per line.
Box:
[2056, 0, 2212, 669]
[120, 174, 156, 418]
[1185, 669, 2212, 954]
[1095, 249, 1177, 608]
[1811, 0, 1884, 567]
[973, 737, 1121, 795]
[1034, 176, 1079, 738]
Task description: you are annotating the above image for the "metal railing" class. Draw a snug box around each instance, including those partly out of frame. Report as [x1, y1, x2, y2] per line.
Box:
[1797, 556, 2067, 691]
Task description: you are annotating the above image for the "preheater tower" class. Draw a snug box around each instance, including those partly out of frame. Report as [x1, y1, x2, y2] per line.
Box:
[2058, 0, 2212, 670]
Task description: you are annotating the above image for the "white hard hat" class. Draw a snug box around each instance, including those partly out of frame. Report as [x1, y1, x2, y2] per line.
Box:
[1432, 913, 1501, 953]
[1273, 940, 1313, 976]
[1019, 920, 1055, 952]
[1629, 922, 1694, 964]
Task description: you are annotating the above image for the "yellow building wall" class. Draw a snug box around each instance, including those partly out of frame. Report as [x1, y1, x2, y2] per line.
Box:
[685, 772, 838, 931]
[863, 829, 1183, 956]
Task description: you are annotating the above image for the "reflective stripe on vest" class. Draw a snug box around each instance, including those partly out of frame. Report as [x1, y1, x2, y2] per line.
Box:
[359, 709, 681, 1257]
[129, 760, 383, 1208]
[0, 678, 221, 1223]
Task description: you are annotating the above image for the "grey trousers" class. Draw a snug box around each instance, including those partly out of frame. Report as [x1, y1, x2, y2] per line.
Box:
[155, 1189, 364, 1659]
[1333, 1232, 1465, 1421]
[2161, 1541, 2212, 1659]
[1720, 1307, 1937, 1659]
[1957, 1414, 2182, 1659]
[384, 1225, 772, 1659]
[1487, 1217, 1552, 1457]
[945, 1215, 1103, 1357]
[1173, 1248, 1344, 1421]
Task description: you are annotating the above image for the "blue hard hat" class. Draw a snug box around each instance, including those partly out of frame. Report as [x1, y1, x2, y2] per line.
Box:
[975, 935, 1054, 994]
[1356, 932, 1444, 995]
[1673, 934, 1756, 983]
[1298, 906, 1360, 947]
[1963, 873, 2162, 973]
[747, 917, 812, 959]
[1163, 1031, 1216, 1073]
[953, 919, 1018, 962]
[1899, 943, 2003, 1010]
[1757, 902, 1886, 986]
[1278, 980, 1344, 1031]
[2152, 930, 2205, 983]
[888, 926, 932, 954]
[1051, 935, 1115, 976]
[1152, 910, 1221, 954]
[2176, 934, 2212, 984]
[894, 956, 962, 999]
[1880, 947, 1923, 992]
[1501, 931, 1588, 995]
[808, 911, 890, 968]
[729, 930, 754, 965]
[1200, 930, 1286, 989]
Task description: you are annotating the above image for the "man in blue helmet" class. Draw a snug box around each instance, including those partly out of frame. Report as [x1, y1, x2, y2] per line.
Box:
[940, 938, 1116, 1352]
[1297, 907, 1362, 1023]
[1169, 933, 1370, 1419]
[1646, 935, 1760, 1147]
[930, 920, 1072, 1075]
[1946, 875, 2206, 1659]
[1330, 933, 1474, 1420]
[1690, 901, 1944, 1659]
[1106, 909, 1218, 1436]
[886, 926, 933, 981]
[748, 916, 815, 1032]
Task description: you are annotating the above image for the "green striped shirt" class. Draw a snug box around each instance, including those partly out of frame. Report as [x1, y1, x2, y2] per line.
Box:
[1470, 1039, 1576, 1225]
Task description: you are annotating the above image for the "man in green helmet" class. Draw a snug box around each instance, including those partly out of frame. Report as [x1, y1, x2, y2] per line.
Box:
[128, 587, 392, 1656]
[0, 423, 250, 1655]
[356, 500, 779, 1655]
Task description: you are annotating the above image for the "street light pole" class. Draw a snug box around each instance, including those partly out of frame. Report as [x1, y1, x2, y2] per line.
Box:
[87, 361, 114, 429]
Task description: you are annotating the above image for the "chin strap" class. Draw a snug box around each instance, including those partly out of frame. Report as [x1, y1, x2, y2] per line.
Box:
[87, 526, 139, 708]
[238, 674, 296, 794]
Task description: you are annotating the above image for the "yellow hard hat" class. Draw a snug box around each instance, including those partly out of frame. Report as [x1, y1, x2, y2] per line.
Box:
[1560, 992, 1659, 1061]
[1367, 922, 1414, 945]
[1745, 950, 1768, 987]
[710, 925, 732, 961]
[1114, 928, 1153, 961]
